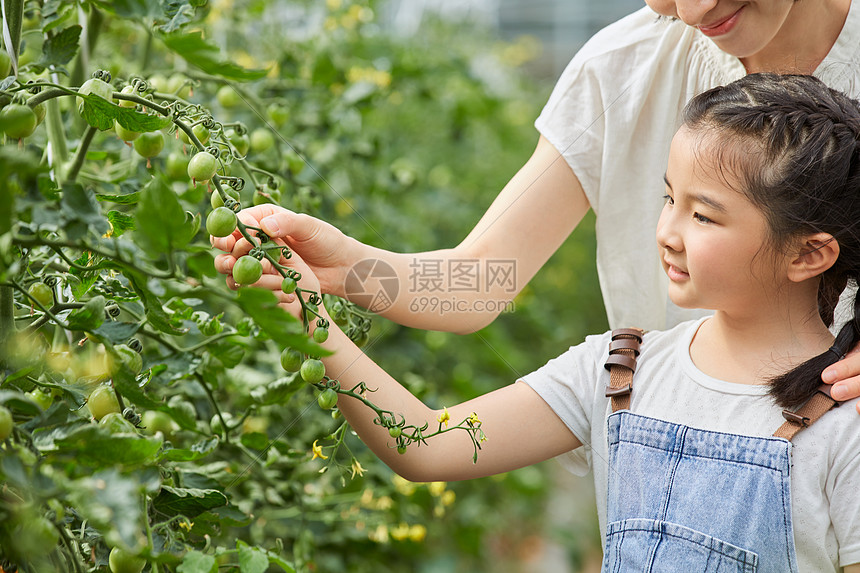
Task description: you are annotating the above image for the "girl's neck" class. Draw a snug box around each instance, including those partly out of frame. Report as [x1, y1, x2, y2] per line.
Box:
[689, 294, 834, 386]
[741, 0, 851, 74]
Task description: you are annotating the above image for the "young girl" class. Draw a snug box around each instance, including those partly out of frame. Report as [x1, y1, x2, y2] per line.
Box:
[280, 73, 860, 571]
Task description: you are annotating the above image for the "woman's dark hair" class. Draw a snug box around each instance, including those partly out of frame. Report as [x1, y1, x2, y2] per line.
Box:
[682, 73, 860, 408]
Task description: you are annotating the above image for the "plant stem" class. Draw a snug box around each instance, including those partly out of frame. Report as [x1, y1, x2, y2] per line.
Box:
[65, 125, 97, 183]
[0, 286, 14, 364]
[2, 0, 24, 74]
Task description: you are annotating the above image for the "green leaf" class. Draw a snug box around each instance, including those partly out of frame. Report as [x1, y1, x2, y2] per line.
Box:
[52, 425, 163, 466]
[235, 289, 329, 356]
[159, 437, 218, 462]
[237, 541, 269, 573]
[159, 30, 268, 81]
[239, 432, 268, 451]
[0, 390, 43, 416]
[177, 550, 217, 573]
[78, 92, 171, 132]
[61, 183, 110, 238]
[89, 0, 162, 21]
[153, 485, 228, 518]
[250, 376, 304, 406]
[2, 0, 24, 73]
[106, 210, 136, 236]
[35, 25, 81, 68]
[66, 295, 106, 331]
[96, 190, 141, 205]
[69, 468, 151, 549]
[92, 321, 140, 344]
[134, 176, 194, 252]
[210, 340, 244, 368]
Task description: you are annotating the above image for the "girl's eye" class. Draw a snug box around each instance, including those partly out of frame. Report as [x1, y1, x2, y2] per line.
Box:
[693, 212, 713, 224]
[662, 194, 674, 206]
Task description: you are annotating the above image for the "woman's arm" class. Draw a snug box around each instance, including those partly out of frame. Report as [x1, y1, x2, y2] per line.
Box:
[212, 135, 591, 334]
[843, 563, 860, 572]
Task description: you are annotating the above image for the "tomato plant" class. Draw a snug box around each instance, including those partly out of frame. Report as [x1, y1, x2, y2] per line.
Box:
[0, 0, 598, 571]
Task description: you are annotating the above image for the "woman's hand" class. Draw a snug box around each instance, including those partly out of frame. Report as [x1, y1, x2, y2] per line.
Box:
[211, 204, 354, 300]
[822, 348, 860, 414]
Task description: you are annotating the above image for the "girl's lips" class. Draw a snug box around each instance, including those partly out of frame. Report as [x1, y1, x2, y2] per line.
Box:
[697, 7, 743, 37]
[665, 263, 689, 282]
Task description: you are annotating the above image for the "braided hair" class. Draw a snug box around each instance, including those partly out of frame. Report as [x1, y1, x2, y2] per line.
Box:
[682, 73, 860, 408]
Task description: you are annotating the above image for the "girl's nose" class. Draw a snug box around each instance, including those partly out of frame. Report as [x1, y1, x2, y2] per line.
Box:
[675, 0, 721, 27]
[656, 209, 682, 253]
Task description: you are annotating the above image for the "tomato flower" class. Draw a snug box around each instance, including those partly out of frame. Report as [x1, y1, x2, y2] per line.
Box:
[311, 439, 329, 461]
[437, 407, 450, 428]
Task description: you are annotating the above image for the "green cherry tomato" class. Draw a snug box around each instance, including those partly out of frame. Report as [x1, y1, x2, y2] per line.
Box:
[317, 388, 338, 410]
[210, 186, 240, 209]
[227, 129, 250, 156]
[28, 282, 53, 307]
[115, 122, 140, 142]
[17, 516, 58, 559]
[98, 412, 136, 434]
[148, 74, 169, 93]
[313, 327, 329, 344]
[117, 85, 137, 108]
[88, 385, 121, 421]
[141, 410, 177, 436]
[0, 48, 11, 78]
[187, 151, 218, 183]
[109, 546, 147, 573]
[397, 445, 407, 455]
[167, 73, 192, 99]
[389, 426, 402, 439]
[267, 102, 290, 126]
[134, 131, 165, 159]
[250, 128, 275, 152]
[77, 78, 116, 129]
[300, 358, 325, 384]
[165, 151, 190, 179]
[0, 103, 38, 139]
[33, 102, 46, 125]
[27, 388, 53, 410]
[352, 330, 369, 348]
[280, 347, 303, 372]
[216, 85, 241, 108]
[281, 277, 297, 294]
[232, 256, 263, 285]
[106, 344, 143, 376]
[206, 207, 238, 238]
[0, 405, 14, 440]
[178, 123, 210, 145]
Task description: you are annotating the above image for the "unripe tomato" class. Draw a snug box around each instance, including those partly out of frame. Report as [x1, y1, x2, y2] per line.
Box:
[178, 123, 210, 145]
[281, 277, 297, 294]
[389, 426, 402, 439]
[280, 348, 303, 372]
[77, 78, 116, 129]
[28, 282, 53, 307]
[148, 74, 169, 93]
[88, 385, 120, 421]
[117, 85, 137, 108]
[27, 388, 54, 410]
[226, 129, 250, 156]
[232, 256, 263, 286]
[397, 445, 407, 455]
[313, 327, 329, 344]
[0, 405, 13, 440]
[0, 103, 38, 139]
[0, 48, 10, 78]
[109, 546, 146, 573]
[317, 388, 338, 410]
[210, 186, 240, 209]
[98, 412, 136, 434]
[216, 85, 241, 108]
[33, 102, 46, 125]
[206, 207, 237, 238]
[300, 358, 325, 384]
[141, 410, 177, 437]
[165, 151, 190, 179]
[106, 344, 143, 376]
[267, 102, 290, 126]
[167, 73, 192, 99]
[133, 131, 165, 158]
[115, 122, 141, 142]
[16, 516, 58, 559]
[187, 151, 218, 183]
[250, 128, 275, 152]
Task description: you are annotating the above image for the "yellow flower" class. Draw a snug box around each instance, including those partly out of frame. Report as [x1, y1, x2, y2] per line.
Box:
[441, 490, 456, 507]
[428, 481, 446, 497]
[350, 459, 366, 479]
[468, 412, 481, 426]
[178, 519, 193, 532]
[437, 408, 450, 428]
[408, 524, 427, 543]
[390, 522, 410, 541]
[392, 474, 417, 496]
[311, 440, 328, 461]
[369, 524, 389, 544]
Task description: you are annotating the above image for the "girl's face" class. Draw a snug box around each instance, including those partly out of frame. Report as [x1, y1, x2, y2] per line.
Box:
[655, 127, 792, 315]
[644, 0, 795, 60]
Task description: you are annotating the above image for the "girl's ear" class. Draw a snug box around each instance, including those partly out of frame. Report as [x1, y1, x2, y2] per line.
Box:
[788, 233, 840, 282]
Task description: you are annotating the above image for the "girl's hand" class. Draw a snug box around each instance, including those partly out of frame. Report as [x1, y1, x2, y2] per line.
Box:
[822, 347, 860, 414]
[211, 204, 353, 300]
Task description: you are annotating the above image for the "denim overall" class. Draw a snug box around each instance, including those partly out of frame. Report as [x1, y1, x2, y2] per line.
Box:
[599, 329, 838, 573]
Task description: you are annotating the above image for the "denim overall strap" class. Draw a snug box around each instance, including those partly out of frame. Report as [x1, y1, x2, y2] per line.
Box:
[602, 412, 798, 573]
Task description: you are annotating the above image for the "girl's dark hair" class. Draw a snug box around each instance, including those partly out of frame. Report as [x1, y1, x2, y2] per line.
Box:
[682, 73, 860, 408]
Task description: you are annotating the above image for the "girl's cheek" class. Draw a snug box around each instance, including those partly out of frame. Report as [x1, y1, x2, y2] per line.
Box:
[644, 0, 678, 18]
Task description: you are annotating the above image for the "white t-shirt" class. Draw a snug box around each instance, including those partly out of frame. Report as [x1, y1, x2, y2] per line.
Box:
[521, 318, 860, 572]
[535, 3, 860, 331]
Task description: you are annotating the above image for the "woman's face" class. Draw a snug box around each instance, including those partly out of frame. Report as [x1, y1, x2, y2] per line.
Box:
[645, 0, 796, 60]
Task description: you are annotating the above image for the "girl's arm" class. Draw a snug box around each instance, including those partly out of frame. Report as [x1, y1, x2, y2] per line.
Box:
[843, 564, 860, 572]
[211, 135, 590, 334]
[280, 251, 582, 482]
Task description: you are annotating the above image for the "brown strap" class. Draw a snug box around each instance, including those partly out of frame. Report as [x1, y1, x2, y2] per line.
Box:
[772, 384, 839, 441]
[604, 328, 644, 412]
